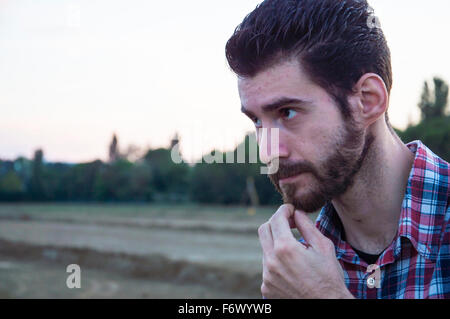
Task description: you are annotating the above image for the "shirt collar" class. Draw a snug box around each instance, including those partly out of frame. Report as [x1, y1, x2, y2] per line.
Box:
[316, 140, 450, 262]
[396, 140, 449, 260]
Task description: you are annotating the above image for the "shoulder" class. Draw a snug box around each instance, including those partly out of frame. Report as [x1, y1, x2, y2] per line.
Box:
[406, 140, 449, 210]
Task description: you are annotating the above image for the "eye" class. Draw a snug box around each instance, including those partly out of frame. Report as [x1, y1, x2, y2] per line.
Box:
[280, 108, 298, 120]
[252, 117, 262, 128]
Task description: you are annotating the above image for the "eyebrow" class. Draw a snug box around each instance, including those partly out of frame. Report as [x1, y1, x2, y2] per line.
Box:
[241, 97, 310, 118]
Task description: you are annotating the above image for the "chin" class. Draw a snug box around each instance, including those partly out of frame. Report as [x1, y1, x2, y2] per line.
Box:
[283, 185, 327, 213]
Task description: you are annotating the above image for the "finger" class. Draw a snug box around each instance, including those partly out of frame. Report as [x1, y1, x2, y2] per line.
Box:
[270, 204, 298, 245]
[258, 222, 274, 254]
[293, 210, 324, 249]
[287, 214, 296, 229]
[261, 281, 283, 299]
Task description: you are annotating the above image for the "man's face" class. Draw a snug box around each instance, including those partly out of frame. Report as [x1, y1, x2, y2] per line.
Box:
[238, 58, 373, 213]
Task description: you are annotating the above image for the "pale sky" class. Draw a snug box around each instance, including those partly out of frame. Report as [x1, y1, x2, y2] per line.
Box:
[1, 0, 449, 163]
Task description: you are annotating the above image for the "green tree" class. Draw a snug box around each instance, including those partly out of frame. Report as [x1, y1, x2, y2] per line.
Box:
[400, 116, 450, 161]
[29, 149, 47, 200]
[127, 161, 154, 201]
[109, 133, 120, 162]
[398, 77, 450, 161]
[144, 148, 189, 201]
[0, 171, 24, 201]
[54, 161, 102, 201]
[93, 159, 134, 201]
[189, 150, 250, 205]
[418, 77, 448, 121]
[189, 133, 282, 205]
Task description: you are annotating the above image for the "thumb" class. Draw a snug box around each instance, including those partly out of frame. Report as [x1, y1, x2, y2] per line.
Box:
[294, 210, 323, 249]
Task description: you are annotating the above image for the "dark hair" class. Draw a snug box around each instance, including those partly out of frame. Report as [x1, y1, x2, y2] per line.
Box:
[225, 0, 393, 123]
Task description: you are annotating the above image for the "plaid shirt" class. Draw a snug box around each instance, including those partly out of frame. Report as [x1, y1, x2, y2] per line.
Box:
[314, 140, 450, 299]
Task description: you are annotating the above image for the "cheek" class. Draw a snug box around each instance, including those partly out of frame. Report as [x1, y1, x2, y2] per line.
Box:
[289, 120, 337, 160]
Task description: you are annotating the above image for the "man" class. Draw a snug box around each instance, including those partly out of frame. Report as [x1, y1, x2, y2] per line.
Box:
[225, 0, 450, 298]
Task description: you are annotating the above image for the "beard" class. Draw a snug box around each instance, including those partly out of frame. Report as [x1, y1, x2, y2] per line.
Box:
[268, 116, 374, 213]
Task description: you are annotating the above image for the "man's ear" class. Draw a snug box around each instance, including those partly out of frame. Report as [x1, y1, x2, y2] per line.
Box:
[351, 73, 388, 127]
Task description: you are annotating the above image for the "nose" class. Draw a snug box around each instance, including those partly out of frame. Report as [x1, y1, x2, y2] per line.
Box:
[258, 127, 288, 165]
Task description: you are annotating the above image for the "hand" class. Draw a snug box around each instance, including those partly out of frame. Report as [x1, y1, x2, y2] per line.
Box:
[258, 204, 354, 299]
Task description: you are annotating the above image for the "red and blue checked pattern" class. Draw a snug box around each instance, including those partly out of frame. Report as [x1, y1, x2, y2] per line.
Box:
[314, 140, 450, 298]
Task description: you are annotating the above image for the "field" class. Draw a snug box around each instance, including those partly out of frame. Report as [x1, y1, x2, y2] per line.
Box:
[0, 203, 316, 299]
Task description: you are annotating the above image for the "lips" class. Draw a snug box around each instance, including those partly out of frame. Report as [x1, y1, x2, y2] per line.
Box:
[279, 173, 301, 184]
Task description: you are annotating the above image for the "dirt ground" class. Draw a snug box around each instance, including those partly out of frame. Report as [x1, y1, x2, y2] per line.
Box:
[0, 257, 253, 299]
[0, 203, 316, 299]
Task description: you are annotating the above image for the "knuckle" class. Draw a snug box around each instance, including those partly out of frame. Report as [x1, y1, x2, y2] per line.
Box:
[278, 204, 294, 216]
[261, 283, 270, 296]
[322, 237, 335, 252]
[272, 204, 294, 221]
[262, 268, 269, 280]
[262, 270, 272, 284]
[280, 203, 294, 211]
[268, 215, 275, 225]
[258, 223, 267, 236]
[265, 257, 278, 274]
[274, 241, 293, 258]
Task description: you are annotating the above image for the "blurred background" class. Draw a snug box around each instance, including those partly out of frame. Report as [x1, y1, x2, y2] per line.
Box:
[0, 0, 449, 298]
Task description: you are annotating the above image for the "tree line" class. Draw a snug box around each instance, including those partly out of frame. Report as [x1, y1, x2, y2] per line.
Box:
[0, 77, 448, 204]
[0, 133, 281, 205]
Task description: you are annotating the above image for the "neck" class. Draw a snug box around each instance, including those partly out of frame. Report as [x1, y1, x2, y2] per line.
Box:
[331, 122, 415, 254]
